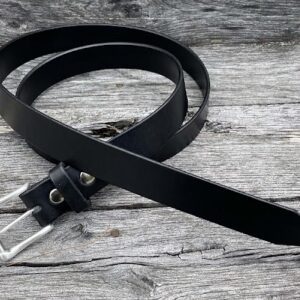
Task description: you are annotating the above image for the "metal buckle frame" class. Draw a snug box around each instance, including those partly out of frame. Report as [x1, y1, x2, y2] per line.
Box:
[0, 184, 53, 262]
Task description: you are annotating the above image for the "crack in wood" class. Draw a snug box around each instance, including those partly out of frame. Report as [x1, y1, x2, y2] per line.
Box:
[80, 118, 138, 138]
[165, 242, 227, 260]
[6, 255, 160, 268]
[267, 196, 300, 203]
[205, 120, 233, 133]
[0, 202, 164, 214]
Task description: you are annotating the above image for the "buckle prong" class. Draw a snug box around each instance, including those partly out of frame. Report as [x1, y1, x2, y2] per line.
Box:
[0, 184, 54, 262]
[0, 207, 37, 234]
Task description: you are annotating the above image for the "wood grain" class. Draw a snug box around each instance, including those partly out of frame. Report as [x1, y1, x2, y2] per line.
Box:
[0, 0, 299, 45]
[0, 0, 299, 299]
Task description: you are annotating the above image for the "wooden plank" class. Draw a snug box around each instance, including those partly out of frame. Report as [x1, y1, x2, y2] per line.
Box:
[0, 208, 300, 299]
[1, 258, 299, 299]
[0, 0, 299, 46]
[3, 43, 300, 107]
[0, 102, 299, 211]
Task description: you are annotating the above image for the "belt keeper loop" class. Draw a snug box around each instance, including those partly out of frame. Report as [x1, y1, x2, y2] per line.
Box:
[49, 162, 90, 212]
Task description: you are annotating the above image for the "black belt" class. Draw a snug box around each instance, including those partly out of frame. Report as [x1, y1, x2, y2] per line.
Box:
[0, 25, 299, 261]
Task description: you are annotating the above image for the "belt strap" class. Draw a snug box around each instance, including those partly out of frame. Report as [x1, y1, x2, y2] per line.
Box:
[0, 25, 299, 261]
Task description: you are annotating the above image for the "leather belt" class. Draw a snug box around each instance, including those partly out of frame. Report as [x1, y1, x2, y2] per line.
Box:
[0, 25, 299, 261]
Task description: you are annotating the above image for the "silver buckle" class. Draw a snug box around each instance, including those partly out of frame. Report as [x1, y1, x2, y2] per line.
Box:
[0, 184, 54, 262]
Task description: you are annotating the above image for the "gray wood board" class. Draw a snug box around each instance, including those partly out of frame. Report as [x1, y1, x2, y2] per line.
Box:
[0, 0, 299, 45]
[0, 0, 299, 299]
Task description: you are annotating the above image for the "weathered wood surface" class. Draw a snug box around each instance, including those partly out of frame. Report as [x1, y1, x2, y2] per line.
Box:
[0, 1, 299, 299]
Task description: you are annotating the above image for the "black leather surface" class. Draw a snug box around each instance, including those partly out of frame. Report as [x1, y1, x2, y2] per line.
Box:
[0, 25, 299, 245]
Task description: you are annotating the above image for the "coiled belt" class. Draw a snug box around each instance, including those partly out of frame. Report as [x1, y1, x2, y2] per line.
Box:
[0, 25, 299, 261]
